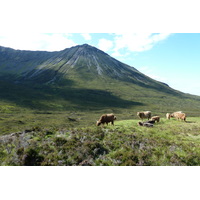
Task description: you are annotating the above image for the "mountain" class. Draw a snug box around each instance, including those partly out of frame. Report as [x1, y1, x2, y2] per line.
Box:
[0, 44, 174, 92]
[0, 44, 200, 114]
[0, 44, 166, 85]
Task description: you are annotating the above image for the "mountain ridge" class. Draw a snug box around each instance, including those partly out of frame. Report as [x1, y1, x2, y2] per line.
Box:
[1, 44, 200, 114]
[0, 44, 168, 87]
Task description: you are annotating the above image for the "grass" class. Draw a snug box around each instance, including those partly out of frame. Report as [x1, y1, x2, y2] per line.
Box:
[0, 115, 199, 166]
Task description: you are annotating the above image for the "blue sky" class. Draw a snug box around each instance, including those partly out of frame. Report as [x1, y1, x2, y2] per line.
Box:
[0, 33, 200, 96]
[1, 1, 200, 96]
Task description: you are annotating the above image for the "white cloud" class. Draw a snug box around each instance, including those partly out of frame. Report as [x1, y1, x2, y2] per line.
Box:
[0, 33, 77, 51]
[113, 33, 171, 54]
[111, 51, 124, 57]
[138, 66, 167, 83]
[0, 33, 172, 55]
[81, 33, 92, 41]
[98, 38, 113, 51]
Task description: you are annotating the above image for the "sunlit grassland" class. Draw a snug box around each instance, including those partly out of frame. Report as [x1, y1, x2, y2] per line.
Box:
[0, 114, 199, 166]
[96, 118, 200, 166]
[115, 117, 200, 147]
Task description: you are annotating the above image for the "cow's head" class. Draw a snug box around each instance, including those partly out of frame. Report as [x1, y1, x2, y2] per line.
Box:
[96, 121, 101, 126]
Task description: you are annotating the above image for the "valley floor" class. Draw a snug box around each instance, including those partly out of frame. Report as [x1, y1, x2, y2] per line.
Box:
[0, 114, 199, 166]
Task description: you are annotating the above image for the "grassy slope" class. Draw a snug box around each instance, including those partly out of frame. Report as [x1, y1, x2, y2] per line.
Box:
[0, 86, 200, 135]
[0, 117, 199, 166]
[1, 75, 200, 135]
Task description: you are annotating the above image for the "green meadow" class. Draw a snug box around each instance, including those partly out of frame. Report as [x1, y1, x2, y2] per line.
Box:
[0, 112, 199, 166]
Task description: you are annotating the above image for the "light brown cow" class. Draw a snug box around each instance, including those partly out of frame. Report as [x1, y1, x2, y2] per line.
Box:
[166, 113, 171, 120]
[96, 113, 116, 126]
[171, 112, 186, 121]
[137, 111, 151, 120]
[151, 116, 160, 122]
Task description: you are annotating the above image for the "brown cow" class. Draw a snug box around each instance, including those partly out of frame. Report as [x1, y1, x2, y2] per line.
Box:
[171, 112, 186, 121]
[96, 113, 116, 126]
[151, 116, 160, 122]
[137, 111, 151, 120]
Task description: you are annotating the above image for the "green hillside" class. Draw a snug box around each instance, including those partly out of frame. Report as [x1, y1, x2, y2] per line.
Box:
[0, 77, 200, 135]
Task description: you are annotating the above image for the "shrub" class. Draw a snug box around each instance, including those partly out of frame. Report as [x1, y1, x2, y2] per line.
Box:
[22, 148, 44, 166]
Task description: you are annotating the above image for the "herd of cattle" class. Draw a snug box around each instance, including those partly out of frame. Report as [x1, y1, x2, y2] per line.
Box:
[96, 111, 186, 127]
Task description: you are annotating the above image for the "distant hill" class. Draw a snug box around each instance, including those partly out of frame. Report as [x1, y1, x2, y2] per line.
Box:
[0, 44, 200, 114]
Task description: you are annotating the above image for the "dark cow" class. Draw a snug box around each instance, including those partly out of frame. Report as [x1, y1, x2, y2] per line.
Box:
[145, 120, 156, 124]
[138, 121, 154, 127]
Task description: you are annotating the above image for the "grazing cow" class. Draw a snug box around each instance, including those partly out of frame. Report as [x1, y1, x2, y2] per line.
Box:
[171, 112, 186, 122]
[96, 113, 116, 126]
[151, 116, 160, 122]
[138, 121, 153, 127]
[137, 111, 151, 120]
[166, 113, 171, 120]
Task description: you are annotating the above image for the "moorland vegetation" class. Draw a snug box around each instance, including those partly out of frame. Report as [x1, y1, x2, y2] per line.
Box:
[0, 108, 200, 166]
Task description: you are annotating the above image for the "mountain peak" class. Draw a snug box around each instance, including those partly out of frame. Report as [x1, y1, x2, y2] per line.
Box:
[74, 43, 107, 55]
[81, 43, 91, 47]
[78, 43, 96, 48]
[0, 44, 169, 92]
